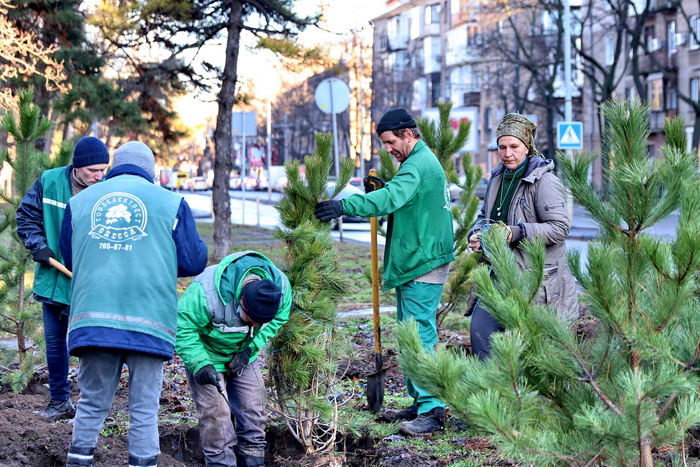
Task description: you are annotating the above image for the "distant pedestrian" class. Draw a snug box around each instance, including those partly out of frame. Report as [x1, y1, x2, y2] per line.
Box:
[467, 113, 579, 359]
[59, 141, 208, 467]
[16, 136, 109, 421]
[176, 251, 291, 467]
[314, 108, 455, 436]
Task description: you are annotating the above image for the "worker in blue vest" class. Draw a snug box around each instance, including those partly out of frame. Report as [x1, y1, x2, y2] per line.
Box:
[16, 136, 110, 421]
[59, 141, 207, 467]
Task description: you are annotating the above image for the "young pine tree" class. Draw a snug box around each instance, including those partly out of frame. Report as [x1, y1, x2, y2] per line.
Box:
[396, 100, 700, 465]
[270, 133, 355, 453]
[0, 90, 72, 392]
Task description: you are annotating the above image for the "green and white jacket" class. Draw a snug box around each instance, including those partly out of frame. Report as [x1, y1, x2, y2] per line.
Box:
[175, 251, 292, 374]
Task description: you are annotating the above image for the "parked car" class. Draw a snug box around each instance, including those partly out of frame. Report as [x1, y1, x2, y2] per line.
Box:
[448, 177, 489, 201]
[326, 182, 384, 228]
[229, 175, 242, 190]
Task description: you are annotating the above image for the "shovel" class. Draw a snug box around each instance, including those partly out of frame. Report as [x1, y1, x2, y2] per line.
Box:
[49, 257, 73, 278]
[366, 169, 384, 412]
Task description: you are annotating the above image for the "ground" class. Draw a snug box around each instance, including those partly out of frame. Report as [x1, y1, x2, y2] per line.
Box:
[1, 223, 698, 466]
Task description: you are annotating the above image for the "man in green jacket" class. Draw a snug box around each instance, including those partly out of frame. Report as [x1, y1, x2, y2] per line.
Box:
[176, 251, 291, 467]
[16, 136, 109, 421]
[315, 108, 455, 436]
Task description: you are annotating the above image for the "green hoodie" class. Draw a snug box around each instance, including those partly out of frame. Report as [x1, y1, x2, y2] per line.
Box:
[342, 140, 455, 290]
[175, 251, 292, 374]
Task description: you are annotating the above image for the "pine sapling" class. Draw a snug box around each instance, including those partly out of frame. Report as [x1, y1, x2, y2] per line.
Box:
[396, 100, 700, 465]
[270, 132, 355, 453]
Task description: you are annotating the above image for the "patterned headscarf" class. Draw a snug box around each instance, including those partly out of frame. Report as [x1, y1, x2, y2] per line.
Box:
[496, 113, 541, 156]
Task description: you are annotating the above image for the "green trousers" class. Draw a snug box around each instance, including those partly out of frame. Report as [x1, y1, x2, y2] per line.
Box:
[395, 280, 446, 415]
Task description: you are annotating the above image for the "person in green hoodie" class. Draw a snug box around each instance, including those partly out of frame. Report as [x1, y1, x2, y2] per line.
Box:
[176, 251, 291, 467]
[315, 108, 455, 436]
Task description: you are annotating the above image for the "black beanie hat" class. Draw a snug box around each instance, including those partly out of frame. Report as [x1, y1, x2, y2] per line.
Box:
[241, 279, 282, 324]
[376, 108, 417, 134]
[72, 136, 110, 168]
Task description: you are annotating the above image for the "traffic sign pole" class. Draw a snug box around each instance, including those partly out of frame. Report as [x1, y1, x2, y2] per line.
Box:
[330, 79, 340, 178]
[241, 115, 246, 225]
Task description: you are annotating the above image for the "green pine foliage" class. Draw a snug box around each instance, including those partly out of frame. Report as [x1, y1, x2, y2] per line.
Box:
[0, 90, 71, 392]
[270, 133, 355, 453]
[396, 100, 700, 465]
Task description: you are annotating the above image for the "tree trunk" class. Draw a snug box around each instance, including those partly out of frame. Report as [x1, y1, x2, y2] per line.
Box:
[212, 0, 243, 261]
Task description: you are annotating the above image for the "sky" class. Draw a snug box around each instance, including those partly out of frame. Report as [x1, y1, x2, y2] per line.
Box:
[173, 0, 385, 133]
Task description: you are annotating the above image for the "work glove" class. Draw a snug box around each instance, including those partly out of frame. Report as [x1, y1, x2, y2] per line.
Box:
[33, 247, 55, 267]
[363, 175, 385, 193]
[227, 348, 253, 375]
[314, 200, 343, 222]
[194, 364, 220, 386]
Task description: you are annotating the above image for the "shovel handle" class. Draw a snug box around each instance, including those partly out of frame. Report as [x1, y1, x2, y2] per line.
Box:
[369, 169, 381, 355]
[49, 257, 73, 279]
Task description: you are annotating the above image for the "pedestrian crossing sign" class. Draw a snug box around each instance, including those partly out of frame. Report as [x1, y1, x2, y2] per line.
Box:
[557, 121, 583, 150]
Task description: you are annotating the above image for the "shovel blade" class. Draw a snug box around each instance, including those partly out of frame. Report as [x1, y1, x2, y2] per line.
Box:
[366, 352, 385, 412]
[367, 371, 385, 412]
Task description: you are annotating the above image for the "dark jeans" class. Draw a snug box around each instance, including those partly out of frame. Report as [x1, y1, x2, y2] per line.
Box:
[42, 302, 71, 401]
[469, 303, 504, 360]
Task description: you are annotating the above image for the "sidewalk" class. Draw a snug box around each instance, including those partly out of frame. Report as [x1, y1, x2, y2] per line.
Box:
[568, 203, 679, 241]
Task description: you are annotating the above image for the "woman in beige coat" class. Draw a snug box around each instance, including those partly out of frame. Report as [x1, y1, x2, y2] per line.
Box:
[467, 114, 579, 359]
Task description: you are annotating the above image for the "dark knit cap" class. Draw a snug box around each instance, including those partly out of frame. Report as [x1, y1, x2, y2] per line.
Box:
[72, 136, 110, 168]
[376, 108, 417, 134]
[241, 279, 282, 324]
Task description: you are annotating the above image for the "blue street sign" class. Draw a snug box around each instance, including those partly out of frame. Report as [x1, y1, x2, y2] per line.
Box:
[557, 121, 583, 150]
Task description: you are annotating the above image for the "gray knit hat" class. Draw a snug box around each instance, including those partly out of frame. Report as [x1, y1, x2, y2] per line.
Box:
[112, 141, 155, 179]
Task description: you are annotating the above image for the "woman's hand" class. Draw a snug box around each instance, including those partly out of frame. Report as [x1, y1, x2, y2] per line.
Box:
[469, 233, 481, 252]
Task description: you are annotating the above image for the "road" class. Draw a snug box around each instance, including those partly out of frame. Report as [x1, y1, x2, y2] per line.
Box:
[182, 190, 682, 267]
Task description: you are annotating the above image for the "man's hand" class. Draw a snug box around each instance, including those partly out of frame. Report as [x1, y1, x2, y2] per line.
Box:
[33, 247, 55, 267]
[227, 348, 253, 375]
[314, 200, 343, 222]
[194, 364, 220, 386]
[468, 233, 481, 253]
[363, 175, 385, 193]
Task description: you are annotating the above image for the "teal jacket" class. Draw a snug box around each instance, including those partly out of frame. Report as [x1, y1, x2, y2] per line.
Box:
[176, 251, 292, 374]
[342, 140, 455, 289]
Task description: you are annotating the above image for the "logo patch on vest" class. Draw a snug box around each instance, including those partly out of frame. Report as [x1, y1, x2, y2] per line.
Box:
[89, 192, 148, 243]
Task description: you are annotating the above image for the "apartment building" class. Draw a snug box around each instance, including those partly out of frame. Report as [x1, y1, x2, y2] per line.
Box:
[371, 0, 583, 175]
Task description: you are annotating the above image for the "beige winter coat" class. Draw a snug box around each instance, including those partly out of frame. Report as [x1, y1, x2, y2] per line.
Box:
[476, 157, 579, 321]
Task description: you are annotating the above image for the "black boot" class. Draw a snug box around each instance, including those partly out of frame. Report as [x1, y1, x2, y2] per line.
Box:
[399, 407, 445, 436]
[66, 446, 94, 467]
[381, 402, 418, 422]
[37, 398, 75, 421]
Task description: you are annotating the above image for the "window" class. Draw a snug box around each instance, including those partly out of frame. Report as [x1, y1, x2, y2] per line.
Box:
[690, 15, 699, 49]
[666, 88, 677, 110]
[644, 25, 656, 49]
[625, 87, 633, 100]
[648, 77, 663, 111]
[690, 77, 699, 102]
[425, 4, 441, 25]
[466, 23, 480, 47]
[667, 20, 676, 56]
[604, 35, 615, 65]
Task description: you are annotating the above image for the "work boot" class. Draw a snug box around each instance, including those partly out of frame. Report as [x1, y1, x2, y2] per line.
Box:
[38, 398, 75, 421]
[235, 445, 266, 467]
[381, 403, 418, 422]
[66, 446, 94, 467]
[399, 407, 445, 436]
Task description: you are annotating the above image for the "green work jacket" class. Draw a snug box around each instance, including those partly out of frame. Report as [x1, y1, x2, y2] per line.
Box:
[342, 140, 455, 290]
[175, 251, 292, 374]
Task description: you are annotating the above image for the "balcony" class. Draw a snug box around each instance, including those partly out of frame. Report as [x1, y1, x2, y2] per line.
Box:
[639, 42, 677, 74]
[387, 33, 409, 50]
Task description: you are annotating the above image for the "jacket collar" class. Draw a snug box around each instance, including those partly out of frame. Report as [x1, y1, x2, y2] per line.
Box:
[106, 164, 154, 183]
[491, 156, 553, 183]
